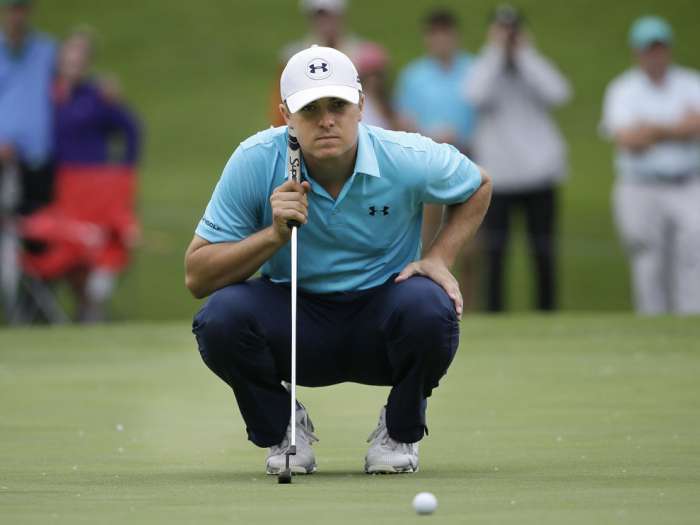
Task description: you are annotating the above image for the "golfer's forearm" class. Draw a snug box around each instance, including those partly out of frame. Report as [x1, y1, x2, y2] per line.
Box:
[185, 227, 284, 298]
[425, 172, 492, 267]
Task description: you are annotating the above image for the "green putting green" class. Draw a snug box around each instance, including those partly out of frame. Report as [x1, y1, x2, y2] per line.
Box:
[1, 316, 698, 524]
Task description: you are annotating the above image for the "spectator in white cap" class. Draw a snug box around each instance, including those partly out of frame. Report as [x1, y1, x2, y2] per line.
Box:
[601, 16, 700, 314]
[268, 0, 366, 126]
[187, 46, 492, 476]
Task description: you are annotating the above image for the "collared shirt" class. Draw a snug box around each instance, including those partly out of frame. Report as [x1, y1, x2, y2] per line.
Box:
[394, 52, 476, 147]
[601, 66, 700, 180]
[0, 31, 56, 165]
[195, 123, 482, 293]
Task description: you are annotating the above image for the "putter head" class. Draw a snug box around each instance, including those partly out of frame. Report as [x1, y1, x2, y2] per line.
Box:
[277, 445, 296, 484]
[278, 469, 292, 484]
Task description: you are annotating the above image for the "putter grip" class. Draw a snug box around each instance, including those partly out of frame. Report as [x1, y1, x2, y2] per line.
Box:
[287, 129, 302, 230]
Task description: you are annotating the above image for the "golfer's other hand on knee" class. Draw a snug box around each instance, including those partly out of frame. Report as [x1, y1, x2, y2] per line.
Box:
[395, 258, 463, 319]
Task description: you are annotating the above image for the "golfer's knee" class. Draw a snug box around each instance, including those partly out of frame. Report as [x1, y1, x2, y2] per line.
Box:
[404, 278, 459, 372]
[397, 276, 457, 327]
[398, 278, 459, 361]
[192, 284, 255, 354]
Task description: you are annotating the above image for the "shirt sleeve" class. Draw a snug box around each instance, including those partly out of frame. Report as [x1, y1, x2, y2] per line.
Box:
[101, 101, 142, 164]
[600, 80, 636, 138]
[195, 146, 264, 243]
[421, 139, 482, 205]
[463, 45, 506, 109]
[515, 46, 572, 107]
[687, 72, 700, 111]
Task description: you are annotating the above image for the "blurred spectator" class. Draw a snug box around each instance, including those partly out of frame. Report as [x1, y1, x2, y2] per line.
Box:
[395, 9, 475, 150]
[269, 0, 365, 126]
[464, 4, 570, 312]
[54, 29, 140, 167]
[394, 8, 478, 308]
[0, 0, 55, 213]
[355, 42, 396, 129]
[0, 0, 56, 321]
[49, 28, 141, 322]
[601, 16, 700, 315]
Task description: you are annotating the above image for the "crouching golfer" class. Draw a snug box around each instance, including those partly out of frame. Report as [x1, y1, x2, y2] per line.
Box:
[185, 46, 492, 475]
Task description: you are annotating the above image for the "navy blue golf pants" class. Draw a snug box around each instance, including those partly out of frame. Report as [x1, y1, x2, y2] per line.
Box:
[192, 275, 459, 447]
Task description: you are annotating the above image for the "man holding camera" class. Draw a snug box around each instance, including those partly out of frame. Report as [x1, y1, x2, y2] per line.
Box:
[463, 4, 571, 312]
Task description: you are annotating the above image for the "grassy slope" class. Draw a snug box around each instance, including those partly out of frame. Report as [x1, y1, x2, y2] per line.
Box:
[1, 316, 699, 524]
[33, 0, 700, 319]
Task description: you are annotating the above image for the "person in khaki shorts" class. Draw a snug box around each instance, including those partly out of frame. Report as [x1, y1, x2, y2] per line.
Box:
[601, 16, 700, 315]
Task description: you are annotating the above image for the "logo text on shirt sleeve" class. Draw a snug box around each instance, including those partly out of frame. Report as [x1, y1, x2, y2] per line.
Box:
[201, 217, 222, 231]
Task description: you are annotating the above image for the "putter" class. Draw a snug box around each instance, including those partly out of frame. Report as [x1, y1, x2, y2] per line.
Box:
[278, 127, 302, 485]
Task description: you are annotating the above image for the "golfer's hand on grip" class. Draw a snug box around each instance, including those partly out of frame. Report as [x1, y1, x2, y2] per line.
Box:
[270, 179, 310, 243]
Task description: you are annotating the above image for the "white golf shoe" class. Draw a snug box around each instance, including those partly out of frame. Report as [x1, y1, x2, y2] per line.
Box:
[265, 403, 319, 475]
[364, 406, 419, 474]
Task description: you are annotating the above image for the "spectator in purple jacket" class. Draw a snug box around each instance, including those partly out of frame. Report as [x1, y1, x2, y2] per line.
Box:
[54, 29, 141, 167]
[53, 28, 141, 322]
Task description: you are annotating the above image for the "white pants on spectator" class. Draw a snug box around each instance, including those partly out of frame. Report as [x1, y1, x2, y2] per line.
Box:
[613, 177, 700, 315]
[80, 269, 116, 323]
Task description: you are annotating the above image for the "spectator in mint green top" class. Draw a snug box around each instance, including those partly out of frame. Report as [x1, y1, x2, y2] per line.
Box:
[394, 8, 478, 310]
[394, 9, 476, 152]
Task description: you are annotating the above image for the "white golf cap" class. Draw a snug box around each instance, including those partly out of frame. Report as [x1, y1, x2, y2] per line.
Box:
[300, 0, 347, 14]
[281, 45, 361, 113]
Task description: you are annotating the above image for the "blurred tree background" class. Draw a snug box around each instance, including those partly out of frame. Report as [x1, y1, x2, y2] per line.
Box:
[35, 0, 700, 320]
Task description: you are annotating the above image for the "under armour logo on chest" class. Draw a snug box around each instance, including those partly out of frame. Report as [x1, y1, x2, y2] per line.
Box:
[369, 206, 390, 216]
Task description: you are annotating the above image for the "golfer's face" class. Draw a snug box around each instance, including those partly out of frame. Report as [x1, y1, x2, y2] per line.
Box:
[289, 97, 362, 161]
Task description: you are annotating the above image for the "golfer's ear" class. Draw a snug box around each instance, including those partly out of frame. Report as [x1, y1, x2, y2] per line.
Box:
[279, 103, 291, 125]
[357, 93, 365, 121]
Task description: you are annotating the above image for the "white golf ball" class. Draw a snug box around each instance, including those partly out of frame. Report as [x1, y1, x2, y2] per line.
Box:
[412, 492, 437, 515]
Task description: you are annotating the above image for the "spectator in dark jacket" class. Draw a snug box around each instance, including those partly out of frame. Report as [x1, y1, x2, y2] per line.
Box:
[464, 5, 571, 312]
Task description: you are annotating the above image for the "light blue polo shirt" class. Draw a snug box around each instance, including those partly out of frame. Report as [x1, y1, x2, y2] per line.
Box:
[0, 31, 56, 165]
[195, 123, 482, 293]
[395, 53, 476, 147]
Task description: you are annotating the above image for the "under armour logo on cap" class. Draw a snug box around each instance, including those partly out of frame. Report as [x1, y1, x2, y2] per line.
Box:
[306, 59, 331, 79]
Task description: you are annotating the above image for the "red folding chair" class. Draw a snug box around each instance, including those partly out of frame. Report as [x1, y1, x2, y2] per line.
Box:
[18, 165, 139, 321]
